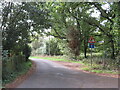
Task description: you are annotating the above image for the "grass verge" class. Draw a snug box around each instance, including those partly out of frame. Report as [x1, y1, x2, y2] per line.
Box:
[2, 60, 32, 87]
[30, 56, 83, 64]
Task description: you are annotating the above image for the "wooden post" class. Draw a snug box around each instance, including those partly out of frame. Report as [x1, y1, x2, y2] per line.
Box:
[103, 40, 105, 68]
[91, 47, 92, 67]
[49, 36, 50, 56]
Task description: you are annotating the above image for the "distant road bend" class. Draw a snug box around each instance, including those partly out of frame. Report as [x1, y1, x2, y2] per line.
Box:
[17, 58, 118, 88]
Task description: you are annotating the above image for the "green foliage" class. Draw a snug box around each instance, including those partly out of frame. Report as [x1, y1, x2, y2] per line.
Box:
[2, 2, 51, 57]
[2, 2, 119, 59]
[1, 2, 120, 83]
[2, 55, 32, 85]
[82, 57, 119, 70]
[46, 38, 63, 56]
[67, 26, 81, 59]
[22, 44, 32, 61]
[44, 2, 120, 60]
[2, 55, 23, 80]
[31, 39, 43, 50]
[30, 37, 46, 55]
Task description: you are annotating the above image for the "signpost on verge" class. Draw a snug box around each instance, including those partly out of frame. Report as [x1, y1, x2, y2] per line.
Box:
[88, 36, 96, 67]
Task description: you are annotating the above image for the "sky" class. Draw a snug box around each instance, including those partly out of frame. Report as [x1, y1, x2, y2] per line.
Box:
[91, 3, 110, 18]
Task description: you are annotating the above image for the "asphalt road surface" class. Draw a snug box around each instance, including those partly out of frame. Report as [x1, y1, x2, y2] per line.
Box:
[17, 58, 118, 88]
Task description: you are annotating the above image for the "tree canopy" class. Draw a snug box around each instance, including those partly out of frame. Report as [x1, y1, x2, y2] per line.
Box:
[1, 2, 120, 59]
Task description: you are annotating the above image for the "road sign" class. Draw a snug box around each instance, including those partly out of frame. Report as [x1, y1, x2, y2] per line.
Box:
[89, 43, 94, 48]
[88, 36, 96, 43]
[88, 36, 96, 67]
[98, 41, 104, 44]
[88, 36, 95, 48]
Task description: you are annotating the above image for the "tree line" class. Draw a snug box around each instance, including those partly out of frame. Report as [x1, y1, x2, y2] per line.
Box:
[2, 2, 120, 60]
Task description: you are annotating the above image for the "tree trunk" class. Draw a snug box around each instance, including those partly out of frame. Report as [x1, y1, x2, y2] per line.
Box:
[84, 39, 87, 58]
[74, 54, 77, 60]
[110, 38, 115, 59]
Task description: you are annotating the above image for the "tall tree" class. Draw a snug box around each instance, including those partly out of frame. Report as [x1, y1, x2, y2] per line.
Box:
[2, 2, 50, 57]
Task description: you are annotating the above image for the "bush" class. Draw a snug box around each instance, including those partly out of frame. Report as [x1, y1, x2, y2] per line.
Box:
[22, 44, 31, 61]
[2, 53, 26, 82]
[46, 39, 63, 56]
[81, 57, 119, 70]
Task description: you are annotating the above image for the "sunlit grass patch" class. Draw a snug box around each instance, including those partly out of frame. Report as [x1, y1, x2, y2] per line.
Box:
[91, 70, 103, 73]
[30, 56, 84, 64]
[81, 67, 91, 71]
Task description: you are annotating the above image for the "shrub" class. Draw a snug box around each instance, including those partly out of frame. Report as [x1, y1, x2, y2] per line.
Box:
[2, 52, 26, 82]
[22, 44, 31, 61]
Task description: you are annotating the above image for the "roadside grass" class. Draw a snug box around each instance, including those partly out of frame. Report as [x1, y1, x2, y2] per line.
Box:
[30, 56, 84, 64]
[81, 66, 118, 74]
[30, 56, 118, 75]
[2, 60, 32, 86]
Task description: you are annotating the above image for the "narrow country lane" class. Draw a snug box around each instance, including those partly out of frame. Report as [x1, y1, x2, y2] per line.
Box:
[17, 58, 118, 88]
